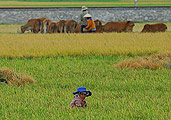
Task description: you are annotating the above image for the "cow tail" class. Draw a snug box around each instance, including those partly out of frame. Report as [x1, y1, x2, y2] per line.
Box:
[63, 23, 65, 33]
[71, 22, 77, 33]
[53, 23, 56, 33]
[46, 22, 49, 28]
[74, 22, 78, 29]
[45, 21, 49, 33]
[38, 19, 41, 32]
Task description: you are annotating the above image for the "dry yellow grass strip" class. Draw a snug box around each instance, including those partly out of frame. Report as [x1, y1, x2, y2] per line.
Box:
[0, 33, 170, 58]
[0, 24, 21, 34]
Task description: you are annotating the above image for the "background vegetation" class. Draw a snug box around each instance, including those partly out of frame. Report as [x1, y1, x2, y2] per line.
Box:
[1, 0, 171, 2]
[0, 0, 171, 7]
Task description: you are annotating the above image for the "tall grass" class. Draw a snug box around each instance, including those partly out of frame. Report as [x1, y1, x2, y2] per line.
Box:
[0, 32, 171, 58]
[0, 56, 170, 119]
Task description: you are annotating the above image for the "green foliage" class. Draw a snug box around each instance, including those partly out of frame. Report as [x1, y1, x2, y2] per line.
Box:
[0, 0, 170, 2]
[0, 56, 170, 119]
[1, 0, 170, 7]
[0, 0, 119, 2]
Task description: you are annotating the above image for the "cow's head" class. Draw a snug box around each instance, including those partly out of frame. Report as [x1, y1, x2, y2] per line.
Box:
[126, 21, 135, 32]
[94, 20, 102, 28]
[141, 24, 150, 32]
[21, 26, 25, 33]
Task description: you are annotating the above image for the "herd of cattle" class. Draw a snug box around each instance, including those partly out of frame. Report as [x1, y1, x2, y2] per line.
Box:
[21, 17, 168, 33]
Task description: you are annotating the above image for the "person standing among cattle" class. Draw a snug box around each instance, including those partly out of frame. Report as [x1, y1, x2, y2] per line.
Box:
[69, 87, 92, 108]
[80, 6, 88, 33]
[84, 13, 96, 33]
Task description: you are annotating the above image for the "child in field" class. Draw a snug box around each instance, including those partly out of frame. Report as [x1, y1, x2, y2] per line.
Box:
[69, 87, 92, 108]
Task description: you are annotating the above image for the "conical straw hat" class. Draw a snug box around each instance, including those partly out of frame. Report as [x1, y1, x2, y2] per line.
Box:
[84, 13, 92, 18]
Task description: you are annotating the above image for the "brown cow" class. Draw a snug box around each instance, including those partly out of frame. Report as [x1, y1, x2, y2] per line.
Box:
[47, 21, 59, 33]
[36, 18, 47, 23]
[141, 23, 167, 33]
[96, 21, 135, 33]
[73, 23, 81, 33]
[47, 20, 66, 33]
[21, 19, 41, 33]
[21, 18, 46, 33]
[40, 18, 53, 33]
[64, 20, 77, 33]
[58, 20, 66, 33]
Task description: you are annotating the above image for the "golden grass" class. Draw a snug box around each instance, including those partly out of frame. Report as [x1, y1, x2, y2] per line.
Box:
[0, 24, 21, 34]
[0, 32, 170, 58]
[0, 67, 35, 86]
[116, 52, 171, 70]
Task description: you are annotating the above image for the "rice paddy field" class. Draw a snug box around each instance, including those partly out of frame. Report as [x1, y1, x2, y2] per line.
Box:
[0, 1, 171, 7]
[0, 23, 171, 119]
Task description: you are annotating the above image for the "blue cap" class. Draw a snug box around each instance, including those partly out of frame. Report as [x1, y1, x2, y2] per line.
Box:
[73, 87, 92, 97]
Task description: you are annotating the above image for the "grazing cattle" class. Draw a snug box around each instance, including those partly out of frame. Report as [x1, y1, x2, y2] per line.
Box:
[47, 20, 66, 33]
[21, 18, 46, 33]
[21, 19, 41, 33]
[47, 22, 59, 33]
[141, 23, 167, 33]
[40, 18, 53, 33]
[96, 21, 135, 33]
[34, 17, 46, 33]
[57, 20, 66, 33]
[64, 20, 77, 33]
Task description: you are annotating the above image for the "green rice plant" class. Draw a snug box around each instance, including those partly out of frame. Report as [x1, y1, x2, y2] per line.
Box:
[0, 56, 170, 119]
[1, 0, 170, 2]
